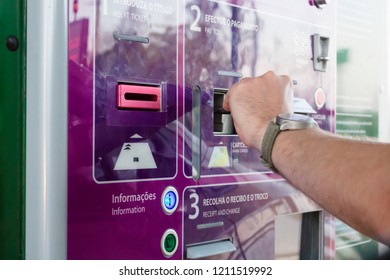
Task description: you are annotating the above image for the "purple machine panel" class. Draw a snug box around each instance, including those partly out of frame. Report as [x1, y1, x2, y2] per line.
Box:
[68, 0, 336, 259]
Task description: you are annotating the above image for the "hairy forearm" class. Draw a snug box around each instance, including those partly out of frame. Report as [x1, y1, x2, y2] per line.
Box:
[223, 72, 390, 244]
[271, 128, 390, 244]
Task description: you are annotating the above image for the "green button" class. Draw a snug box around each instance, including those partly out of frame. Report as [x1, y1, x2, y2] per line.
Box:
[164, 233, 177, 253]
[161, 229, 178, 257]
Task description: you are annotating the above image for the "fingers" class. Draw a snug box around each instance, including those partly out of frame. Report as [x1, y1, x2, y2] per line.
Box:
[223, 71, 293, 113]
[222, 90, 230, 112]
[279, 74, 292, 85]
[223, 77, 250, 111]
[223, 76, 262, 113]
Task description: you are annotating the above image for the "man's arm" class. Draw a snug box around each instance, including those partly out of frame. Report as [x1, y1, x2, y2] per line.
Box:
[223, 71, 390, 245]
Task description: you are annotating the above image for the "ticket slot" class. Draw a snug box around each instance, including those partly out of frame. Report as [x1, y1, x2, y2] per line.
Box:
[117, 83, 161, 111]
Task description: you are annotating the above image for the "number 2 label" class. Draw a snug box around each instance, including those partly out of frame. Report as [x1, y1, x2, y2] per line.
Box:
[190, 5, 201, 32]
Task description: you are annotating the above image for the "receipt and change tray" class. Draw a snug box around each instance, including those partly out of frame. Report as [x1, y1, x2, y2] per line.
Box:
[186, 238, 236, 259]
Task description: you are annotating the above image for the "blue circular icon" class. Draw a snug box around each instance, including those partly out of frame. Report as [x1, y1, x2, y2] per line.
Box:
[164, 191, 177, 210]
[161, 186, 179, 214]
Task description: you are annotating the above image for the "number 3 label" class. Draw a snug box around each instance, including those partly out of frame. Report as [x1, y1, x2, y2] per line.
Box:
[190, 5, 201, 32]
[189, 192, 200, 219]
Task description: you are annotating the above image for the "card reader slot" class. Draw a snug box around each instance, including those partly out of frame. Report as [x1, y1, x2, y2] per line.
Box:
[214, 88, 236, 135]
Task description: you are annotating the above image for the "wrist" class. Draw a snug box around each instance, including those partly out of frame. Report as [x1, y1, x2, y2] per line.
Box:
[254, 126, 267, 151]
[253, 117, 273, 150]
[272, 127, 322, 170]
[260, 113, 318, 172]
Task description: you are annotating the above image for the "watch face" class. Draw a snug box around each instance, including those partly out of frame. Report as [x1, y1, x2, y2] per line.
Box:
[276, 113, 317, 130]
[278, 113, 311, 122]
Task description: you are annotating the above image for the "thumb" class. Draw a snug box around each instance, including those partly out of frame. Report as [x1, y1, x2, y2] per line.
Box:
[222, 92, 231, 112]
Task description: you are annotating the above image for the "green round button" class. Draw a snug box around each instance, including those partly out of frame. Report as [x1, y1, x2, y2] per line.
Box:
[164, 233, 177, 253]
[161, 229, 178, 257]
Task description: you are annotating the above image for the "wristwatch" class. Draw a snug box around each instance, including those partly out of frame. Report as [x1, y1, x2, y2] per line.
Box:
[261, 113, 318, 173]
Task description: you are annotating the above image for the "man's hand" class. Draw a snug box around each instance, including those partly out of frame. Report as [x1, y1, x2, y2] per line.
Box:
[222, 71, 294, 150]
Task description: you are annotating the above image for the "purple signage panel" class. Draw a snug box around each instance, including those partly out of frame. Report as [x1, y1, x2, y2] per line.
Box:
[93, 0, 178, 182]
[183, 180, 322, 259]
[68, 0, 336, 260]
[183, 0, 334, 179]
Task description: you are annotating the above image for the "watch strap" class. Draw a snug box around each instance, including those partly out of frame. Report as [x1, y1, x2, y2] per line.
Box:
[261, 121, 281, 173]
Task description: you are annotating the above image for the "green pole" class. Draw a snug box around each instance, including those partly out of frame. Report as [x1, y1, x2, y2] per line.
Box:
[0, 0, 26, 259]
